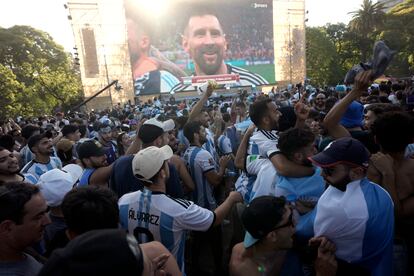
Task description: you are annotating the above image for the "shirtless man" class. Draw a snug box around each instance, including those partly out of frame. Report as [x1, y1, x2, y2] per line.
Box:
[368, 111, 414, 274]
[230, 196, 337, 276]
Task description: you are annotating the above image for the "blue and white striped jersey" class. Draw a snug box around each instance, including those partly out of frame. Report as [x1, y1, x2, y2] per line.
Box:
[22, 173, 38, 184]
[217, 134, 232, 156]
[118, 188, 214, 271]
[20, 157, 62, 183]
[202, 128, 219, 168]
[19, 145, 35, 167]
[177, 129, 189, 149]
[183, 146, 217, 210]
[134, 70, 179, 95]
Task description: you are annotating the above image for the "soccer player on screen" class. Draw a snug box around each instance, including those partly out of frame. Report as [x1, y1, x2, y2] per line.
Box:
[171, 9, 269, 92]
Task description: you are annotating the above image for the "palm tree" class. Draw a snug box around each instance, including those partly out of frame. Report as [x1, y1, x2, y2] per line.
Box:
[349, 0, 387, 34]
[348, 0, 387, 60]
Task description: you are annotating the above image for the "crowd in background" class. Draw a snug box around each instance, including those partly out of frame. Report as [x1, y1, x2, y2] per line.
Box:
[1, 71, 414, 276]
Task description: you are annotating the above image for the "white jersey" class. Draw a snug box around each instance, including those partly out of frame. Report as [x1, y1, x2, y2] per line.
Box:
[118, 189, 214, 271]
[183, 146, 217, 210]
[246, 129, 279, 176]
[248, 129, 280, 159]
[20, 157, 62, 183]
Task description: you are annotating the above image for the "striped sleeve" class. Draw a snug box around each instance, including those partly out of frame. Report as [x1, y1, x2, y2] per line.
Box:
[230, 65, 269, 86]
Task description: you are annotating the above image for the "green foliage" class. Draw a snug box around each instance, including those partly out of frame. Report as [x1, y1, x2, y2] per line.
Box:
[0, 25, 82, 119]
[306, 0, 414, 86]
[306, 27, 342, 86]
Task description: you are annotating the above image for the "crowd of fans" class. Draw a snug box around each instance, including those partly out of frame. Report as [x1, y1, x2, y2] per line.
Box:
[0, 71, 414, 276]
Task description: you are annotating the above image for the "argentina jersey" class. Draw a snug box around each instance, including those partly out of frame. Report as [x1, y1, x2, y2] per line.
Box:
[202, 128, 219, 168]
[118, 188, 214, 271]
[170, 64, 268, 93]
[183, 146, 217, 210]
[134, 70, 179, 95]
[20, 157, 62, 183]
[296, 178, 394, 275]
[217, 134, 232, 156]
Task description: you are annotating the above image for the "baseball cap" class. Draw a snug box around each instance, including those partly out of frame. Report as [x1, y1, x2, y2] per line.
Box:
[27, 132, 53, 151]
[37, 164, 83, 207]
[138, 118, 175, 144]
[77, 140, 106, 160]
[38, 229, 143, 276]
[339, 101, 364, 128]
[132, 145, 173, 181]
[56, 138, 74, 152]
[308, 137, 370, 168]
[242, 196, 286, 248]
[144, 118, 175, 132]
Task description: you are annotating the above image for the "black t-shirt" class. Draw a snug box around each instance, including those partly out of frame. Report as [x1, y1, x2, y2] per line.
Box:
[109, 155, 183, 199]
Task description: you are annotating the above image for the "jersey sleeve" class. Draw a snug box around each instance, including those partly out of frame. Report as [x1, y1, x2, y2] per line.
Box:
[175, 203, 215, 231]
[196, 150, 216, 173]
[256, 139, 280, 158]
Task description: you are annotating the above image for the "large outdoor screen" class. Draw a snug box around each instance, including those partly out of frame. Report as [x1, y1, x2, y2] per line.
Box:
[124, 0, 275, 95]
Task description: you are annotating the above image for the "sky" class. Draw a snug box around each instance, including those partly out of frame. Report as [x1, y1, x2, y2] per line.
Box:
[0, 0, 365, 52]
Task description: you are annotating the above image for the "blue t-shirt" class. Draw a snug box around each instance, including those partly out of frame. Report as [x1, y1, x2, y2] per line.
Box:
[109, 155, 183, 199]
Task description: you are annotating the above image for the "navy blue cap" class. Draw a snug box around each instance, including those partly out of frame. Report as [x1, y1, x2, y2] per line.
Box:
[309, 137, 370, 168]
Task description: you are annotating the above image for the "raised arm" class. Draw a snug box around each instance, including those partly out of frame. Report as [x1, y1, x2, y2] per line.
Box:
[188, 82, 215, 122]
[323, 70, 372, 139]
[234, 125, 255, 170]
[89, 163, 114, 187]
[270, 153, 314, 177]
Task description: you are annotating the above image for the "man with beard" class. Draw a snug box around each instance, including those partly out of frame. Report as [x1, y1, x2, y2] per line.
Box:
[77, 140, 113, 187]
[187, 83, 219, 166]
[97, 124, 117, 165]
[182, 121, 232, 275]
[307, 137, 394, 275]
[0, 147, 37, 184]
[170, 9, 269, 92]
[20, 133, 62, 183]
[250, 128, 325, 212]
[0, 182, 51, 275]
[234, 99, 314, 203]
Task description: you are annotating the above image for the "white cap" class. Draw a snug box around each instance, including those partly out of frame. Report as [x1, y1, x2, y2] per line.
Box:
[132, 145, 173, 181]
[36, 164, 83, 207]
[144, 118, 175, 132]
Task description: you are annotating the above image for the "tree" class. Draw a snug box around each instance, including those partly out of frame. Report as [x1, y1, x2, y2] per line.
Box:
[0, 64, 24, 119]
[380, 0, 414, 76]
[0, 25, 82, 118]
[306, 27, 343, 86]
[348, 0, 387, 60]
